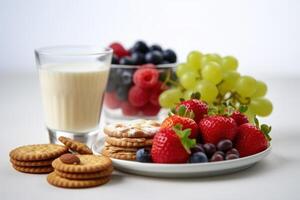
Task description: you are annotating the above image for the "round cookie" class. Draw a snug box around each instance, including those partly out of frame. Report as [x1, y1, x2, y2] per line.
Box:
[101, 144, 138, 160]
[10, 144, 68, 161]
[54, 166, 113, 180]
[104, 119, 160, 138]
[102, 148, 136, 161]
[105, 136, 153, 147]
[12, 165, 53, 174]
[10, 158, 53, 167]
[47, 172, 110, 188]
[52, 155, 112, 173]
[58, 136, 93, 154]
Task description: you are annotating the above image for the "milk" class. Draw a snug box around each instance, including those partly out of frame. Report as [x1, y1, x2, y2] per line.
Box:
[39, 64, 109, 134]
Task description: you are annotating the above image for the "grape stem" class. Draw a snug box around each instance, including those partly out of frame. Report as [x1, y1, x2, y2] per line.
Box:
[162, 69, 181, 88]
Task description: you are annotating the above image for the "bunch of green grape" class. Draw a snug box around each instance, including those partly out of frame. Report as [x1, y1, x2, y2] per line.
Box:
[159, 51, 273, 119]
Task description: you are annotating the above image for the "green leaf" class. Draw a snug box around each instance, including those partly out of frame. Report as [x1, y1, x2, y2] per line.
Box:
[177, 105, 187, 116]
[208, 106, 218, 116]
[191, 92, 201, 100]
[179, 98, 185, 102]
[260, 124, 272, 141]
[254, 117, 260, 128]
[172, 125, 196, 154]
[227, 106, 235, 116]
[170, 108, 176, 114]
[239, 105, 248, 113]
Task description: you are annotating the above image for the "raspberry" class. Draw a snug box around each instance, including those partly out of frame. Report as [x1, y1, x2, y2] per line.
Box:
[142, 103, 161, 116]
[109, 42, 130, 58]
[149, 91, 160, 106]
[104, 92, 121, 109]
[121, 102, 139, 116]
[128, 86, 150, 107]
[149, 81, 167, 106]
[230, 111, 249, 126]
[133, 68, 159, 89]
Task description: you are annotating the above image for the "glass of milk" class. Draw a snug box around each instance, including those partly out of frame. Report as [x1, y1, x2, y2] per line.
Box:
[35, 45, 112, 146]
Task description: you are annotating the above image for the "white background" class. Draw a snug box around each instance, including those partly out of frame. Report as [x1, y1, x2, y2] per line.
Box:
[0, 0, 299, 77]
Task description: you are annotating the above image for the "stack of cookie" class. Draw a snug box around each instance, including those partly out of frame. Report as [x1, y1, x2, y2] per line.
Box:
[102, 119, 160, 161]
[48, 154, 113, 188]
[9, 144, 68, 174]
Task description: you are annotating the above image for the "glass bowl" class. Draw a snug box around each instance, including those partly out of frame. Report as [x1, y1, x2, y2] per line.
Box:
[103, 64, 177, 122]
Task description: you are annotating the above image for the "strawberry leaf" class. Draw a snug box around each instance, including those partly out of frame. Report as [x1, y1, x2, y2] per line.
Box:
[170, 108, 176, 114]
[239, 105, 248, 113]
[208, 106, 218, 116]
[173, 124, 196, 154]
[254, 117, 260, 128]
[260, 124, 272, 141]
[177, 105, 186, 116]
[191, 92, 201, 100]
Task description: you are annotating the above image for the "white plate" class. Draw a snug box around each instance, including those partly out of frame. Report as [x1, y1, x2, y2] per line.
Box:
[92, 137, 271, 178]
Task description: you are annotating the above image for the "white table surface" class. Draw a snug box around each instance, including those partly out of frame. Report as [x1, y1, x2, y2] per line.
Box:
[0, 72, 299, 200]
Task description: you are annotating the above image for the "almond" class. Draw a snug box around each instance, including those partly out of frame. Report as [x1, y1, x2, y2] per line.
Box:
[59, 153, 80, 165]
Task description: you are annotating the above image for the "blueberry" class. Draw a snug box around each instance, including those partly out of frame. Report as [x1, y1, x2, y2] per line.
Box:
[116, 85, 130, 101]
[217, 139, 233, 152]
[145, 50, 163, 65]
[214, 151, 225, 157]
[191, 144, 205, 153]
[106, 81, 117, 92]
[226, 154, 239, 160]
[190, 152, 208, 163]
[131, 52, 145, 65]
[203, 143, 216, 157]
[112, 54, 119, 64]
[210, 152, 224, 162]
[120, 69, 133, 85]
[163, 49, 177, 63]
[106, 68, 120, 92]
[119, 56, 135, 65]
[149, 44, 163, 52]
[131, 41, 149, 54]
[136, 148, 152, 162]
[226, 148, 240, 157]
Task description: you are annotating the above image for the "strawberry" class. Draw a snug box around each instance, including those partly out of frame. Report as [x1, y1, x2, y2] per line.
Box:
[161, 115, 198, 139]
[198, 115, 237, 145]
[234, 123, 271, 157]
[176, 96, 208, 123]
[151, 126, 196, 163]
[230, 111, 249, 126]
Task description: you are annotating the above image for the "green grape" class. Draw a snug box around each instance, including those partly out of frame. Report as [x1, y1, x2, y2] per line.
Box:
[249, 98, 273, 117]
[159, 88, 183, 108]
[180, 71, 198, 89]
[235, 75, 257, 97]
[202, 53, 222, 65]
[183, 89, 195, 100]
[201, 62, 223, 84]
[221, 56, 239, 71]
[252, 80, 267, 97]
[187, 51, 203, 70]
[176, 63, 197, 78]
[218, 71, 240, 94]
[194, 80, 218, 103]
[176, 63, 187, 77]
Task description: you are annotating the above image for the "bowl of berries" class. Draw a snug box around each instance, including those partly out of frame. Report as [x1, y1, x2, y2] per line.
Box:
[103, 41, 177, 121]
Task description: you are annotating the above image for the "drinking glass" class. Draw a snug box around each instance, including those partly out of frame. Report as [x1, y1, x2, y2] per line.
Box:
[35, 45, 112, 146]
